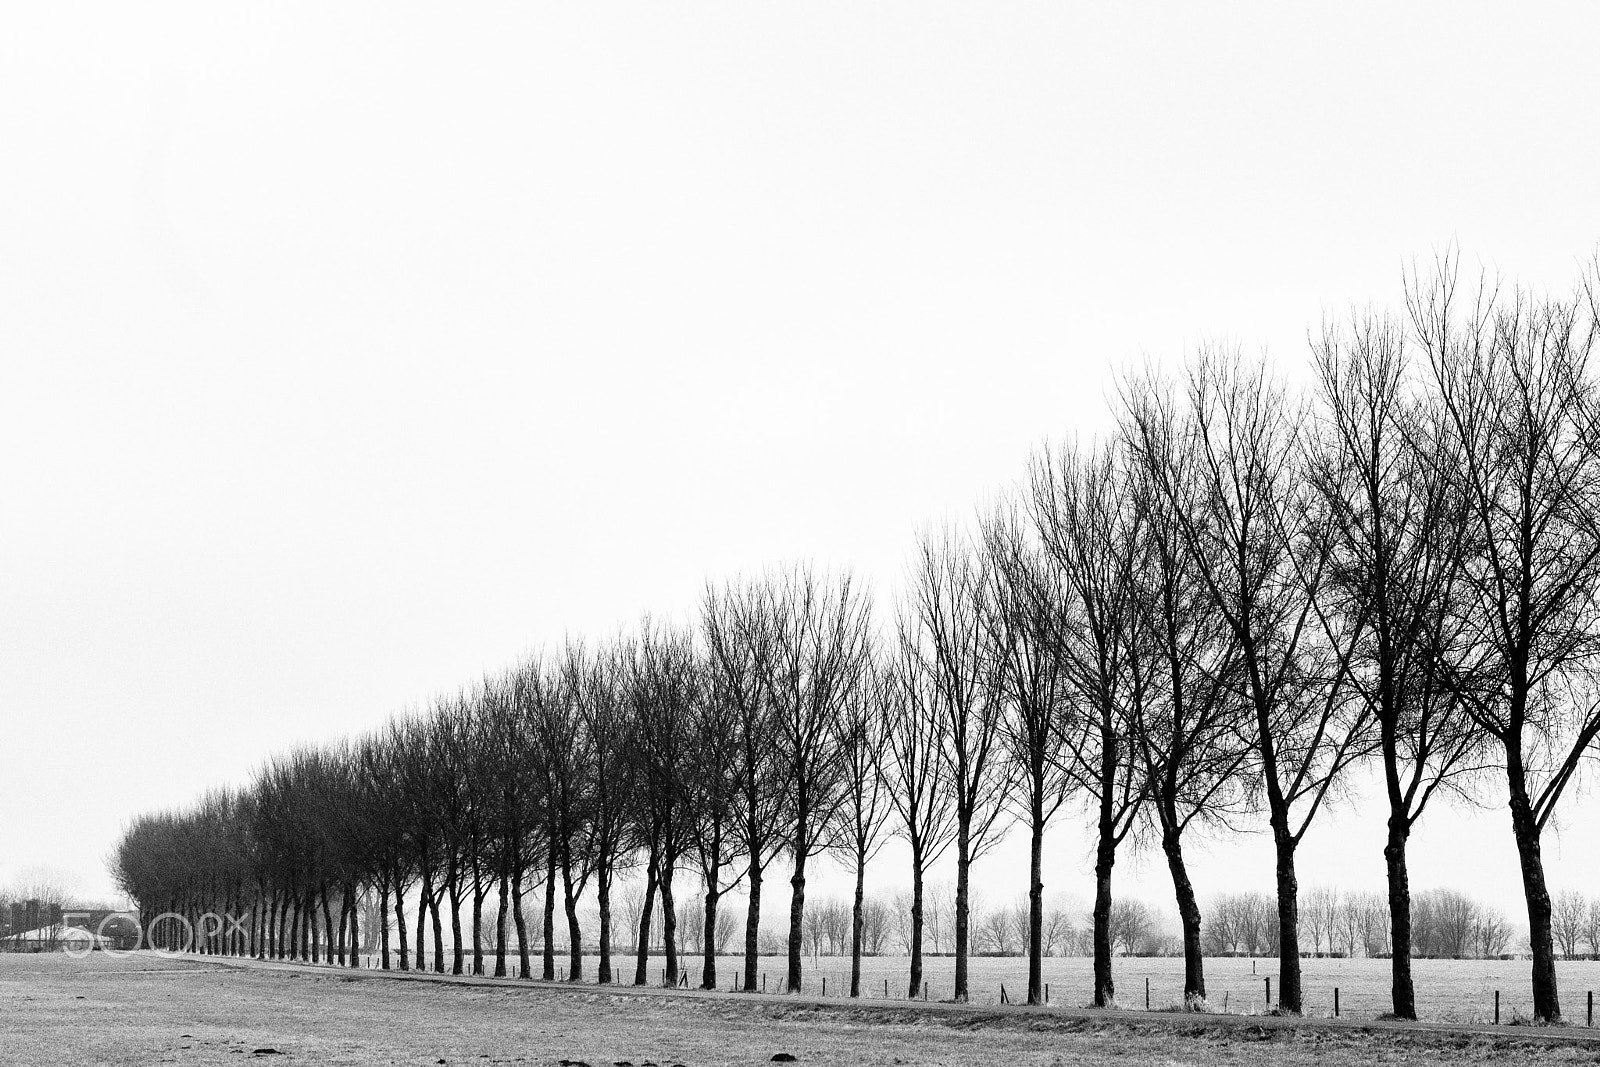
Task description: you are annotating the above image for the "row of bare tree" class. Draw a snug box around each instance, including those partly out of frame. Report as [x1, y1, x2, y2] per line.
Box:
[115, 255, 1600, 1022]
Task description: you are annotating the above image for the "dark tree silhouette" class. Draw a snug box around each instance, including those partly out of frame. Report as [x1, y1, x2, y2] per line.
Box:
[1310, 308, 1485, 1019]
[1411, 259, 1600, 1023]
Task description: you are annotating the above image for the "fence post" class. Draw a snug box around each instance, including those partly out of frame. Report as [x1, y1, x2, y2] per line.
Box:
[822, 976, 827, 996]
[762, 972, 766, 993]
[884, 978, 888, 998]
[1145, 977, 1150, 1009]
[924, 980, 929, 1001]
[1588, 990, 1593, 1027]
[1334, 987, 1340, 1018]
[1265, 977, 1271, 1008]
[1045, 982, 1050, 1004]
[1494, 990, 1500, 1025]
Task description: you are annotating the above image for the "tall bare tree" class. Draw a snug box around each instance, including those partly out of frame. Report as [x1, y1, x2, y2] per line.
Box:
[1410, 258, 1600, 1022]
[628, 618, 702, 988]
[1125, 353, 1372, 1014]
[702, 579, 789, 993]
[905, 530, 1014, 1002]
[572, 641, 637, 984]
[882, 632, 958, 999]
[1031, 440, 1146, 1008]
[833, 660, 893, 997]
[1310, 308, 1485, 1018]
[978, 501, 1073, 1005]
[1116, 420, 1250, 1005]
[689, 641, 747, 991]
[750, 566, 873, 994]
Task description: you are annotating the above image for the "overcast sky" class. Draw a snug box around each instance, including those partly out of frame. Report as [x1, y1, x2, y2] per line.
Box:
[4, 3, 1600, 927]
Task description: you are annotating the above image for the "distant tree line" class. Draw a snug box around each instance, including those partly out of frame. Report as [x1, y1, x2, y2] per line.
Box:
[114, 254, 1600, 1022]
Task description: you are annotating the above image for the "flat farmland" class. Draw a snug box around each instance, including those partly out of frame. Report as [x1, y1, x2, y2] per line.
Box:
[370, 950, 1600, 1024]
[7, 952, 1600, 1067]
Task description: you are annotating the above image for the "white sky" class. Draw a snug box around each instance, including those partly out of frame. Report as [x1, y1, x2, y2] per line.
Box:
[4, 3, 1600, 929]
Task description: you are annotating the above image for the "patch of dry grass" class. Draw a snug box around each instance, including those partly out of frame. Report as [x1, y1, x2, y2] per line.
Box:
[2, 953, 1598, 1067]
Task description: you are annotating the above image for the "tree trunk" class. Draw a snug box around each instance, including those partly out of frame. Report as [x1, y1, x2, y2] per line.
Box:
[661, 852, 680, 987]
[428, 887, 445, 973]
[448, 865, 465, 976]
[415, 878, 430, 974]
[1511, 786, 1561, 1022]
[954, 833, 971, 1003]
[1271, 813, 1303, 1013]
[562, 855, 583, 981]
[1027, 808, 1044, 1005]
[393, 879, 409, 972]
[701, 885, 721, 990]
[321, 887, 335, 967]
[542, 848, 557, 981]
[1384, 811, 1415, 1019]
[348, 890, 360, 968]
[786, 812, 809, 994]
[596, 860, 614, 984]
[742, 860, 762, 992]
[378, 881, 391, 971]
[634, 848, 658, 985]
[335, 890, 348, 966]
[908, 849, 925, 999]
[850, 858, 865, 998]
[1161, 822, 1205, 1003]
[495, 859, 510, 979]
[1091, 828, 1115, 1007]
[472, 874, 488, 977]
[511, 863, 531, 980]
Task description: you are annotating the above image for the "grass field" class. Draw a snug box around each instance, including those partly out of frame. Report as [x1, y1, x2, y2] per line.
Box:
[359, 949, 1600, 1024]
[8, 952, 1600, 1067]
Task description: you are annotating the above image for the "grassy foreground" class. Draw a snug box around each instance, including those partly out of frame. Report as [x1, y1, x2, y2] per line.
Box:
[3, 953, 1599, 1067]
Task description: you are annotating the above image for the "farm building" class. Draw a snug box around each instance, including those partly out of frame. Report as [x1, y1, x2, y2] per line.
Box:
[0, 924, 110, 953]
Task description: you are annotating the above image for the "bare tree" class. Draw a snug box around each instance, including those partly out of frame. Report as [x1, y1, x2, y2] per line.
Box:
[688, 635, 747, 990]
[880, 652, 957, 997]
[1553, 891, 1587, 959]
[1303, 886, 1339, 956]
[1411, 258, 1600, 1021]
[1125, 353, 1372, 1014]
[1585, 898, 1600, 958]
[1413, 887, 1477, 958]
[1310, 308, 1485, 1017]
[702, 579, 788, 993]
[979, 499, 1074, 1004]
[1112, 413, 1251, 1003]
[1032, 439, 1145, 1007]
[903, 530, 1014, 1002]
[1474, 907, 1513, 959]
[1109, 897, 1153, 956]
[1041, 899, 1076, 957]
[628, 618, 702, 987]
[758, 565, 874, 994]
[833, 661, 893, 996]
[571, 641, 637, 984]
[543, 651, 598, 982]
